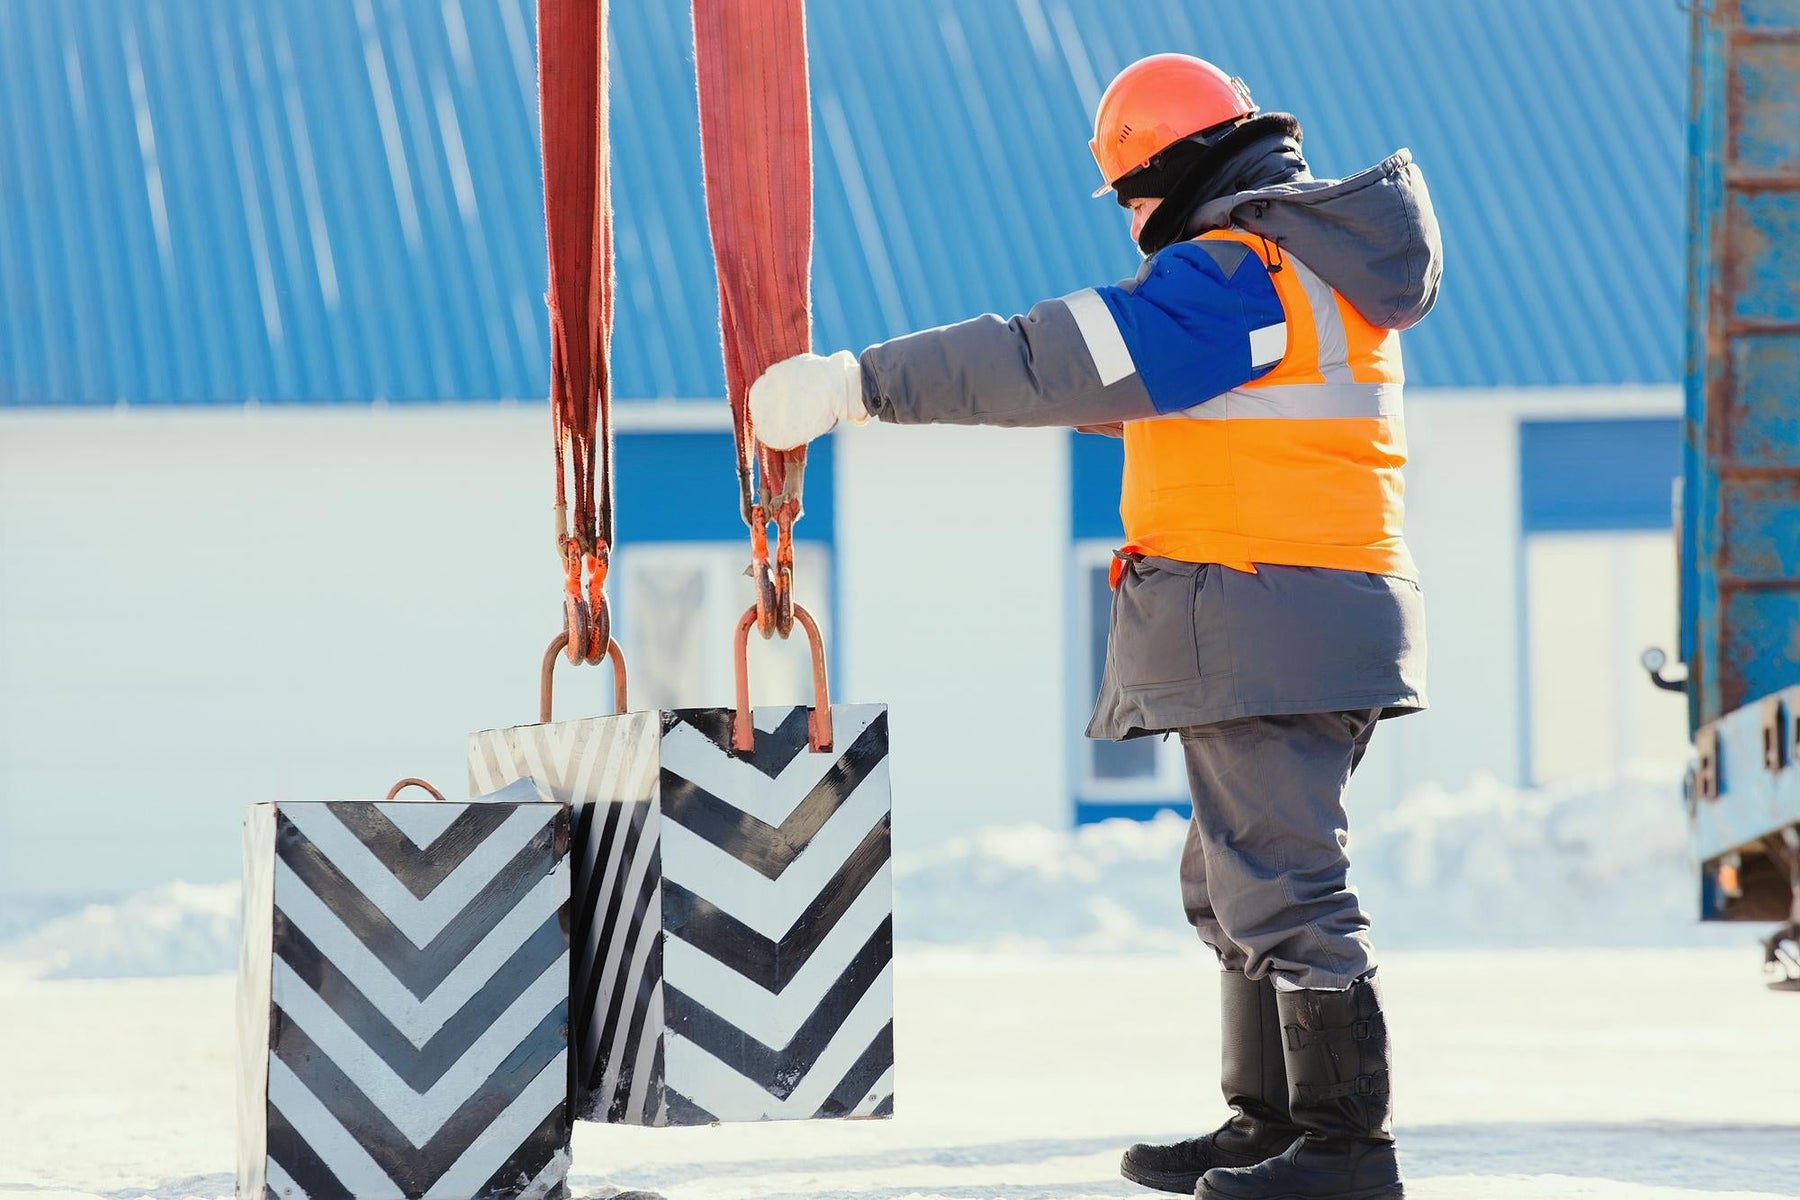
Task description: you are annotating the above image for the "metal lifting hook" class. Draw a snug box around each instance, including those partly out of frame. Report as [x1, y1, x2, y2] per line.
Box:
[748, 500, 801, 640]
[750, 511, 778, 639]
[772, 504, 798, 638]
[562, 548, 613, 665]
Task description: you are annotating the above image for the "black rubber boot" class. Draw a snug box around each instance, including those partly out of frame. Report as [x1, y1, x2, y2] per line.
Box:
[1197, 973, 1403, 1199]
[1120, 971, 1303, 1193]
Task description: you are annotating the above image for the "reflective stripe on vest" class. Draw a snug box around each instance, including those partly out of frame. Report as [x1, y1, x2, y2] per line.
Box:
[1118, 229, 1416, 580]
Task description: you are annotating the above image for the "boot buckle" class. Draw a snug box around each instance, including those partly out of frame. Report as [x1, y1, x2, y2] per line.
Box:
[1352, 1020, 1372, 1041]
[1355, 1074, 1375, 1096]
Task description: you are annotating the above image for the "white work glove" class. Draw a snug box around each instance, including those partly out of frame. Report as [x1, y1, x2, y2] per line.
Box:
[748, 350, 868, 450]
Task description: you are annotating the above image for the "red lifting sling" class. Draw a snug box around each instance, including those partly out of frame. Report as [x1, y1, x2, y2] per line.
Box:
[539, 0, 624, 679]
[693, 0, 815, 641]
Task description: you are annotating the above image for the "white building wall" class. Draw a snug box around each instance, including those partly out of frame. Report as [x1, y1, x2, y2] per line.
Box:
[0, 388, 1682, 897]
[1374, 387, 1683, 798]
[1355, 396, 1526, 802]
[0, 404, 818, 898]
[834, 422, 1069, 852]
[0, 407, 563, 897]
[0, 405, 1070, 896]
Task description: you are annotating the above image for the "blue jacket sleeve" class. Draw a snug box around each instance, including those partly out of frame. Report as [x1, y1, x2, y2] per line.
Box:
[860, 239, 1288, 427]
[1100, 240, 1286, 415]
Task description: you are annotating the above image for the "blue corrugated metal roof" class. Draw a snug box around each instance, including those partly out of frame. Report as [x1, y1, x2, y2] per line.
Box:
[0, 0, 1686, 404]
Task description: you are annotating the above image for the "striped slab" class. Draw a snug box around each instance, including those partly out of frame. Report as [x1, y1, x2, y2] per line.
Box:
[470, 714, 663, 1124]
[237, 780, 572, 1200]
[469, 703, 894, 1126]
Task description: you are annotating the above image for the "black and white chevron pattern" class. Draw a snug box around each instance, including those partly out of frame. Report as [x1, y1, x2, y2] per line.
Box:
[658, 703, 894, 1123]
[466, 703, 894, 1127]
[469, 713, 664, 1125]
[237, 780, 572, 1200]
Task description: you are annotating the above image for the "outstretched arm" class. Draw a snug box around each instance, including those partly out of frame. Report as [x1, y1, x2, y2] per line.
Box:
[865, 241, 1287, 427]
[859, 291, 1156, 428]
[750, 241, 1288, 447]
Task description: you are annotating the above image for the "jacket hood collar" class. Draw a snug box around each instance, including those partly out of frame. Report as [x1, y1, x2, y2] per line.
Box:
[1132, 113, 1307, 256]
[1185, 149, 1443, 331]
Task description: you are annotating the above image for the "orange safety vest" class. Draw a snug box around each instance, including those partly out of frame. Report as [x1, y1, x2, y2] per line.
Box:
[1116, 229, 1416, 583]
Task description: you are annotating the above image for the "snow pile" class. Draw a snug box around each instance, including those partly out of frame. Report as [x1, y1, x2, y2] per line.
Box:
[896, 812, 1197, 953]
[0, 766, 1742, 977]
[897, 764, 1738, 953]
[0, 892, 118, 944]
[1, 881, 241, 979]
[1352, 763, 1729, 948]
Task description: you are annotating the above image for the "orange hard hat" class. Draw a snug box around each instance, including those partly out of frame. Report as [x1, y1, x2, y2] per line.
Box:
[1089, 54, 1257, 197]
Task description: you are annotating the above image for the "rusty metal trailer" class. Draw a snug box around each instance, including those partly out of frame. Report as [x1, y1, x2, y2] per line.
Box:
[1671, 0, 1800, 984]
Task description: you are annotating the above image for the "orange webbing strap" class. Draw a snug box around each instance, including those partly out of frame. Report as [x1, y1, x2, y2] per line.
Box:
[541, 0, 618, 665]
[693, 0, 814, 640]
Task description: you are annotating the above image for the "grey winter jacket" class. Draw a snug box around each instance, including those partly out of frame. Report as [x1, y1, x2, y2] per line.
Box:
[858, 150, 1440, 736]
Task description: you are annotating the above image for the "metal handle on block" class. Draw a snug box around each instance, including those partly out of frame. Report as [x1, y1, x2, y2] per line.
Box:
[732, 602, 832, 755]
[540, 632, 629, 725]
[386, 778, 448, 802]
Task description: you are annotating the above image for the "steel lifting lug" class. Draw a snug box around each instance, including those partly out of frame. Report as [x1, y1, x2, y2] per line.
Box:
[732, 601, 833, 756]
[540, 631, 629, 724]
[385, 777, 448, 802]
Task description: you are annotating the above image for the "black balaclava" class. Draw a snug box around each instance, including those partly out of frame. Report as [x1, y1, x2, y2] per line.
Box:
[1116, 112, 1307, 257]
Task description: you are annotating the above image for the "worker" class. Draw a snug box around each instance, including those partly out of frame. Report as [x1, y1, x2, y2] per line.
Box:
[749, 54, 1438, 1200]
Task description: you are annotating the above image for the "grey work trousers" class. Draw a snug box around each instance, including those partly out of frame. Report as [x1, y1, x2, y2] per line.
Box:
[1179, 709, 1379, 991]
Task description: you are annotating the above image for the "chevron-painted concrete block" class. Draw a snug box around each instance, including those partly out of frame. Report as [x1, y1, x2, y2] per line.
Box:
[236, 780, 572, 1200]
[469, 705, 893, 1126]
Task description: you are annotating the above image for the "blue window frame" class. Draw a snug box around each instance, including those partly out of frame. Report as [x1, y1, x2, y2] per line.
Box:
[1519, 418, 1681, 534]
[613, 430, 837, 709]
[1069, 433, 1189, 824]
[1516, 417, 1682, 783]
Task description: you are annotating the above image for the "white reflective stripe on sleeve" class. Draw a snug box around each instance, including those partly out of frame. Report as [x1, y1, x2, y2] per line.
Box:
[1173, 381, 1403, 421]
[1248, 321, 1287, 369]
[1060, 288, 1136, 387]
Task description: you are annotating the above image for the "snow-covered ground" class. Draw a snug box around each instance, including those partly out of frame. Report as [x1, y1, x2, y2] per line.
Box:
[2, 948, 1797, 1200]
[3, 768, 1795, 1198]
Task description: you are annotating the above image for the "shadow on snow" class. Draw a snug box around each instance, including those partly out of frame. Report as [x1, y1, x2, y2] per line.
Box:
[572, 1122, 1800, 1198]
[1404, 1121, 1800, 1192]
[47, 1123, 1800, 1200]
